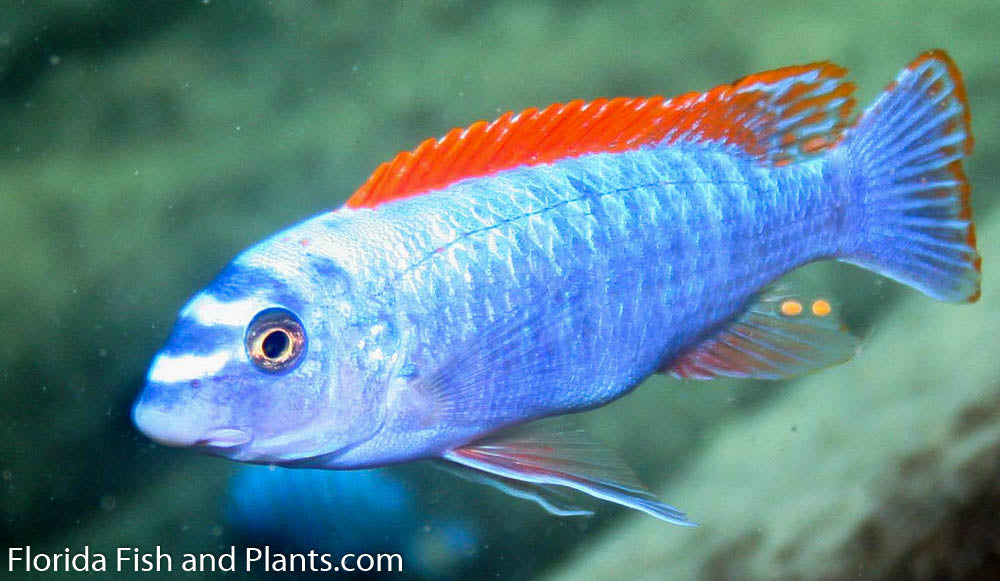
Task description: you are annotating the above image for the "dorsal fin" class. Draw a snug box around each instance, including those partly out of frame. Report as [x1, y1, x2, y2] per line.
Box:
[346, 62, 856, 208]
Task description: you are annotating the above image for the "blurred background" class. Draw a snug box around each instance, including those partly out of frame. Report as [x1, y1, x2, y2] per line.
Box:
[2, 1, 999, 579]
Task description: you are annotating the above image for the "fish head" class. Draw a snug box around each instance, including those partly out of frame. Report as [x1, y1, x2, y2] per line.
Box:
[132, 250, 385, 465]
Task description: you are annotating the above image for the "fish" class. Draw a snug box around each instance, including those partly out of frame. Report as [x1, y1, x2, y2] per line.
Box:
[224, 465, 479, 577]
[132, 50, 980, 526]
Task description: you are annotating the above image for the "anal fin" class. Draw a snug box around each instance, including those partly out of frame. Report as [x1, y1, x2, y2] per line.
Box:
[666, 285, 859, 380]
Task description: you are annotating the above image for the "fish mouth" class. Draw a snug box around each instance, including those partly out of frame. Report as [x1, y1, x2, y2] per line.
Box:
[195, 427, 254, 449]
[132, 400, 253, 450]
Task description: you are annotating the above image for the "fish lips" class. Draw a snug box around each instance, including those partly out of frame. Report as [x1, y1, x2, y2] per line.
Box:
[132, 400, 253, 450]
[195, 427, 254, 449]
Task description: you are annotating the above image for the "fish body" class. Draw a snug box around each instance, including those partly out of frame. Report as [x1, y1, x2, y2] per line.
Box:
[267, 144, 834, 467]
[133, 51, 979, 524]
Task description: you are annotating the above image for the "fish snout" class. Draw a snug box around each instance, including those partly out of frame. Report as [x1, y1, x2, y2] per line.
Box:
[132, 399, 252, 449]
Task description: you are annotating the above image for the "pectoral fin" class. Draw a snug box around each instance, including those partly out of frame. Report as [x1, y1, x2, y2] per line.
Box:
[444, 421, 695, 526]
[415, 295, 585, 426]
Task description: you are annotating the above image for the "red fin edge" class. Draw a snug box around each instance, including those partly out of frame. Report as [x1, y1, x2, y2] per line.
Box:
[347, 62, 856, 209]
[915, 50, 980, 297]
[837, 50, 979, 303]
[665, 285, 858, 380]
[445, 424, 696, 525]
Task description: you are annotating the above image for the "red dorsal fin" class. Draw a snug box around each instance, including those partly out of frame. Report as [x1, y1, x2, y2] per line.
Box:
[347, 62, 856, 209]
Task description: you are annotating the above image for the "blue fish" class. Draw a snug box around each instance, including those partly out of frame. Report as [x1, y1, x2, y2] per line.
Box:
[224, 465, 478, 577]
[133, 50, 979, 525]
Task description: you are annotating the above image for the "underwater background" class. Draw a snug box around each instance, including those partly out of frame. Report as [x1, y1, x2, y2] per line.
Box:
[2, 1, 1000, 579]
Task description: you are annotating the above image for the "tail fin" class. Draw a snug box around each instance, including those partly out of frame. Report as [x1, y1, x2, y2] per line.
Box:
[837, 50, 980, 302]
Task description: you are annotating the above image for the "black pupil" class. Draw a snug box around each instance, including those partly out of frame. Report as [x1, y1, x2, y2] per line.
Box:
[262, 330, 290, 359]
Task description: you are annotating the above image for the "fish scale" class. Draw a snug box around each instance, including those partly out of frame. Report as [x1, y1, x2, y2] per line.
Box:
[357, 144, 832, 432]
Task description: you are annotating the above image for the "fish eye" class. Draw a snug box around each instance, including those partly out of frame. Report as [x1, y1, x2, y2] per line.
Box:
[245, 308, 307, 373]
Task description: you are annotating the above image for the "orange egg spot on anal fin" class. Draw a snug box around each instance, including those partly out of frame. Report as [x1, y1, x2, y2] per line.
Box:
[811, 299, 832, 317]
[780, 300, 803, 316]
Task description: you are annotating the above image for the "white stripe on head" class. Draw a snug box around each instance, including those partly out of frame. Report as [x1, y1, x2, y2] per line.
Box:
[239, 250, 307, 287]
[148, 349, 235, 384]
[182, 294, 269, 328]
[241, 212, 372, 284]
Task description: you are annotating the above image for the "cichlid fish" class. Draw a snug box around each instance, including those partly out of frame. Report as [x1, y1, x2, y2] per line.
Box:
[133, 50, 980, 525]
[225, 466, 479, 577]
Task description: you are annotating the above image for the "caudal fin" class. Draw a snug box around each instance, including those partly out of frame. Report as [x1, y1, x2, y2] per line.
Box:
[838, 50, 980, 302]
